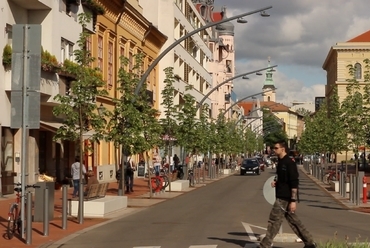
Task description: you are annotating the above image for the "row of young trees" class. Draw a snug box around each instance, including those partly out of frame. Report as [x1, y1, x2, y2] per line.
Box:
[52, 13, 267, 171]
[299, 58, 370, 166]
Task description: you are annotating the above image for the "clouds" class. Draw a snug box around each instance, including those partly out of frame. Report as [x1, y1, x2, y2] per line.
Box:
[216, 0, 370, 104]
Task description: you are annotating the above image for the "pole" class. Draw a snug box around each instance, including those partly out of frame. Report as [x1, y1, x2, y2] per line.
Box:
[134, 6, 273, 97]
[363, 176, 367, 203]
[62, 185, 68, 229]
[26, 191, 32, 244]
[197, 66, 277, 109]
[43, 188, 49, 236]
[221, 88, 275, 118]
[21, 25, 29, 240]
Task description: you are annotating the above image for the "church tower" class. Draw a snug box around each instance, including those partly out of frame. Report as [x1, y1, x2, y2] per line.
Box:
[262, 57, 276, 102]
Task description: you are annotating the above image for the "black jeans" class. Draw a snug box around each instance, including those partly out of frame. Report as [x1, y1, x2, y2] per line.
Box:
[125, 174, 133, 191]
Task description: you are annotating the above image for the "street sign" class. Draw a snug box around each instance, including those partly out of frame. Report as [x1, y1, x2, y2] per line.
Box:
[10, 24, 41, 129]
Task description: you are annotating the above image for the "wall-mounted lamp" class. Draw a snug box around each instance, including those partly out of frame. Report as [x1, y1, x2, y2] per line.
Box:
[15, 152, 20, 163]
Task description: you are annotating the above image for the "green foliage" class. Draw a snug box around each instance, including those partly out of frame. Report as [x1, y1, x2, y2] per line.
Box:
[53, 13, 108, 145]
[106, 53, 162, 156]
[2, 44, 12, 68]
[81, 0, 105, 15]
[295, 107, 312, 116]
[175, 85, 199, 155]
[262, 110, 287, 147]
[41, 48, 60, 72]
[160, 67, 178, 156]
[195, 104, 212, 154]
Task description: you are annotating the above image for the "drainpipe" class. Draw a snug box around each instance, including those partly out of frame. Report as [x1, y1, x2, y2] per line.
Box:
[115, 1, 126, 196]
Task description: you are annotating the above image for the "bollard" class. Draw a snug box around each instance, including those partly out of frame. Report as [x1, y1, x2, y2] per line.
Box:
[26, 191, 32, 245]
[363, 176, 367, 204]
[349, 174, 354, 203]
[355, 175, 359, 205]
[43, 188, 49, 236]
[62, 185, 68, 230]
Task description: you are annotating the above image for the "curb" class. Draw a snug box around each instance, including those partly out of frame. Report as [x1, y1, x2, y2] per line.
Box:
[38, 173, 233, 248]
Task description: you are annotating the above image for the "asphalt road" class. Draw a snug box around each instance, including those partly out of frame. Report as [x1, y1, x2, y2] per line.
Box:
[60, 168, 370, 248]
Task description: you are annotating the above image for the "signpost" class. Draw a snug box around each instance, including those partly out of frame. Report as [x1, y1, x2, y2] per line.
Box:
[10, 24, 41, 243]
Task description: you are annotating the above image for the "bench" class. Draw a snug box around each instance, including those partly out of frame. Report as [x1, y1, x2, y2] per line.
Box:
[84, 182, 109, 201]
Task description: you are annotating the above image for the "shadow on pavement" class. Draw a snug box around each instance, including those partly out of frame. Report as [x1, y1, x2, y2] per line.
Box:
[307, 204, 346, 210]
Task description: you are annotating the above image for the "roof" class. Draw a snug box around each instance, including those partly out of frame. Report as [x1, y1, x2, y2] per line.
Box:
[347, 30, 370, 42]
[238, 101, 291, 115]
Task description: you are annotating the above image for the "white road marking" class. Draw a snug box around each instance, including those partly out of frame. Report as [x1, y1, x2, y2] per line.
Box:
[247, 223, 267, 231]
[133, 246, 161, 248]
[242, 222, 258, 241]
[189, 245, 218, 248]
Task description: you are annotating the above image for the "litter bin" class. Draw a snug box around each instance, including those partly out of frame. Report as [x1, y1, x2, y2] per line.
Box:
[34, 181, 55, 222]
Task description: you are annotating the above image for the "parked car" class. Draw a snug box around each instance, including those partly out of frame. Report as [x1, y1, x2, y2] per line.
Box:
[240, 158, 260, 175]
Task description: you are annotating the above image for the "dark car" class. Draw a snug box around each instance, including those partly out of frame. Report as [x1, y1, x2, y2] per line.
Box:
[240, 158, 260, 175]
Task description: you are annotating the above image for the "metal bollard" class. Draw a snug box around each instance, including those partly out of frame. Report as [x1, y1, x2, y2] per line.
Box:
[43, 188, 49, 236]
[62, 185, 68, 230]
[355, 175, 359, 205]
[339, 172, 342, 196]
[349, 174, 354, 203]
[26, 191, 32, 245]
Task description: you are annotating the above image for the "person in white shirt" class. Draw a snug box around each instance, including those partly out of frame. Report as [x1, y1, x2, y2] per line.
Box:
[71, 156, 86, 198]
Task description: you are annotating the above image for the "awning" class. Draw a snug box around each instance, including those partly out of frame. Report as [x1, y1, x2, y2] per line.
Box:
[40, 120, 96, 140]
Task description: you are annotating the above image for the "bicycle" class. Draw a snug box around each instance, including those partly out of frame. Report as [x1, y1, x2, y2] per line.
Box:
[7, 183, 40, 240]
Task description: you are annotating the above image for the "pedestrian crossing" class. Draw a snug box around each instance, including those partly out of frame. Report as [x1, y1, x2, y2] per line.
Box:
[133, 246, 218, 248]
[133, 245, 259, 248]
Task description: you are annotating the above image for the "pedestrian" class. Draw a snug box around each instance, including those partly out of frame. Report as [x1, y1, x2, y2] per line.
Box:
[258, 140, 316, 248]
[173, 154, 180, 167]
[71, 156, 86, 198]
[125, 161, 135, 193]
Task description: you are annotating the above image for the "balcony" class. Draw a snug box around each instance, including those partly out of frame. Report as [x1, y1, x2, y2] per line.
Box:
[174, 78, 211, 107]
[9, 0, 53, 9]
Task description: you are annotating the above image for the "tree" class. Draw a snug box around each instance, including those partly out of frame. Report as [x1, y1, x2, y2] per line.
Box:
[52, 13, 108, 223]
[160, 67, 178, 161]
[295, 107, 312, 116]
[175, 85, 199, 165]
[106, 54, 162, 194]
[341, 62, 368, 173]
[262, 110, 287, 147]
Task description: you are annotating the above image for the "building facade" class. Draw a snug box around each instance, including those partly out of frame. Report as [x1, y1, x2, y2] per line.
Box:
[0, 0, 166, 194]
[323, 29, 370, 161]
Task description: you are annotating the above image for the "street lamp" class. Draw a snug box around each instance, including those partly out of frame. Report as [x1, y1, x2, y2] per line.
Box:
[197, 65, 277, 110]
[220, 88, 276, 118]
[134, 6, 273, 97]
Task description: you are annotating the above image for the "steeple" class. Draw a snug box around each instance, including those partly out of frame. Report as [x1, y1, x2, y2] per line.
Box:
[262, 56, 276, 102]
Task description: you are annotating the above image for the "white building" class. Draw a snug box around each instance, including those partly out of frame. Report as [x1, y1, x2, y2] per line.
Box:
[139, 0, 213, 118]
[0, 0, 93, 193]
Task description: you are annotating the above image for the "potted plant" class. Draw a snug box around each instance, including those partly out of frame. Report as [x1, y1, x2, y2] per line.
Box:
[2, 44, 12, 70]
[41, 48, 61, 72]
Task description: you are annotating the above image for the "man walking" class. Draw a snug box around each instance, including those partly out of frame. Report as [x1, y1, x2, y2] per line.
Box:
[258, 140, 316, 248]
[71, 156, 86, 198]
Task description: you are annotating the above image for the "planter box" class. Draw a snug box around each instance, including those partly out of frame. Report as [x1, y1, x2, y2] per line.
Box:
[330, 181, 349, 193]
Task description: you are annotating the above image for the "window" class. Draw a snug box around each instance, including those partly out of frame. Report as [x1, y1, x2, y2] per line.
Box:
[120, 46, 125, 68]
[98, 35, 103, 71]
[268, 96, 271, 101]
[61, 38, 74, 62]
[226, 60, 232, 73]
[355, 63, 362, 79]
[107, 41, 113, 89]
[129, 51, 133, 71]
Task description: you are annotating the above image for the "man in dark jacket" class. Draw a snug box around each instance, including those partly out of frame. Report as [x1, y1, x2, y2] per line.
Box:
[258, 140, 316, 248]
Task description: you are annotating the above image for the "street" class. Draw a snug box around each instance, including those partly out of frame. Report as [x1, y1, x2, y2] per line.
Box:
[59, 168, 370, 248]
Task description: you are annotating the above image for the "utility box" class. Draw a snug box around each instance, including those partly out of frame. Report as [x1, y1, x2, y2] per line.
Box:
[34, 181, 55, 222]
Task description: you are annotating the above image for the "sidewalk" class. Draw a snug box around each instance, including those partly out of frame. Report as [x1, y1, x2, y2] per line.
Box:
[0, 175, 226, 248]
[299, 165, 370, 214]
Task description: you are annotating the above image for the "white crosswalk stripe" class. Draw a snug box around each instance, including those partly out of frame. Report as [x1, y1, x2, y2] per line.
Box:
[133, 245, 218, 248]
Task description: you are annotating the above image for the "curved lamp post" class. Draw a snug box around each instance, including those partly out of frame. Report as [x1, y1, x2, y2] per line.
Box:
[134, 6, 273, 97]
[220, 88, 276, 118]
[197, 65, 277, 110]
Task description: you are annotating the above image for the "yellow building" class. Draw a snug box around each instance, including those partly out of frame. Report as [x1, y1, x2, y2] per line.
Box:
[323, 30, 370, 161]
[89, 0, 167, 175]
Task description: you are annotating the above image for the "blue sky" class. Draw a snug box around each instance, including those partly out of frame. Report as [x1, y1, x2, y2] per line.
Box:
[216, 0, 370, 105]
